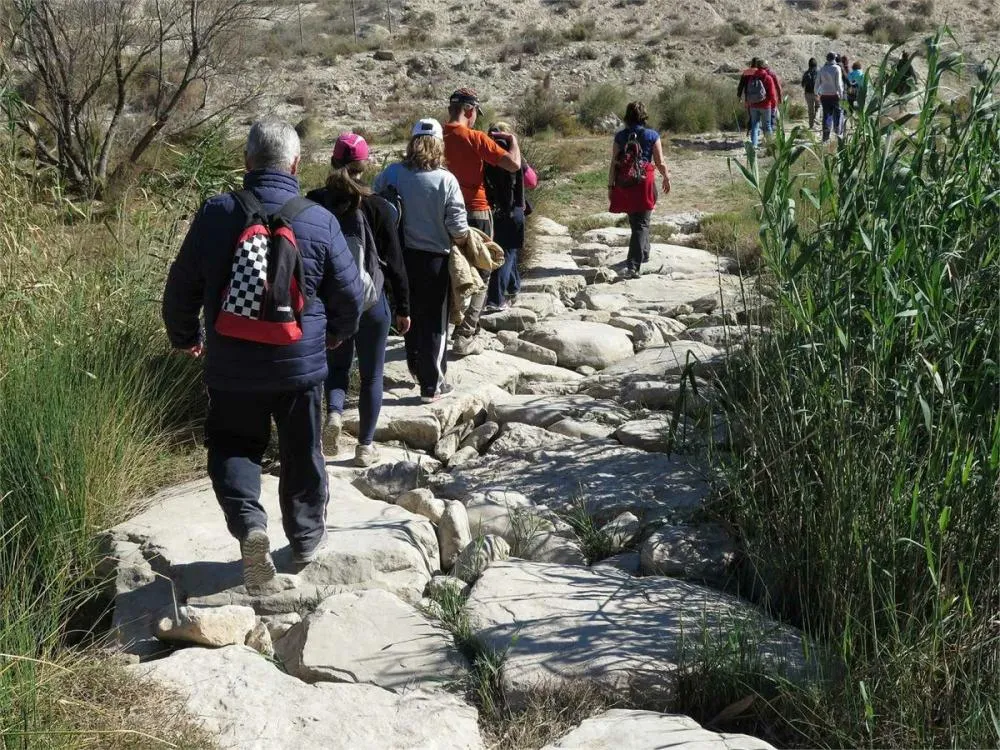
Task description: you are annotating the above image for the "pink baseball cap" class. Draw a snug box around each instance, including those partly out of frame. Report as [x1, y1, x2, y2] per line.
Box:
[332, 132, 370, 163]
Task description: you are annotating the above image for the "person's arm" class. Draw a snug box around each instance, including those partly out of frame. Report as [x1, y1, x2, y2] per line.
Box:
[607, 141, 620, 202]
[479, 130, 520, 173]
[162, 205, 208, 356]
[737, 75, 747, 100]
[652, 137, 670, 195]
[368, 197, 410, 331]
[443, 174, 470, 240]
[319, 216, 363, 347]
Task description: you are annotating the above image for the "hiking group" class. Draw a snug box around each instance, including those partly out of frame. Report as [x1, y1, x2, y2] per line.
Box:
[161, 88, 547, 589]
[738, 53, 867, 145]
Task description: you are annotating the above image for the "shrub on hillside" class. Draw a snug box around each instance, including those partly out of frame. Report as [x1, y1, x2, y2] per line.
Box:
[577, 84, 627, 131]
[565, 18, 597, 41]
[653, 74, 748, 133]
[516, 85, 578, 136]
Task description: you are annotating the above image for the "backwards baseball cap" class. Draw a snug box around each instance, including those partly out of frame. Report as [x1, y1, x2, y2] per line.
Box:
[332, 132, 369, 163]
[411, 117, 444, 140]
[449, 87, 483, 114]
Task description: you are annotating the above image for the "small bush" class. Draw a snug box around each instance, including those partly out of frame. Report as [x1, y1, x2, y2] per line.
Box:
[823, 23, 841, 38]
[786, 101, 807, 120]
[863, 12, 912, 43]
[609, 54, 626, 69]
[575, 45, 598, 60]
[634, 51, 656, 71]
[729, 17, 754, 35]
[654, 74, 748, 133]
[577, 83, 627, 131]
[715, 24, 742, 47]
[516, 25, 560, 54]
[516, 85, 578, 136]
[565, 18, 597, 41]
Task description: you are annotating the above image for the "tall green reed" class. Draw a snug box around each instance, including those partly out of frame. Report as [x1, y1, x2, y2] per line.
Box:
[721, 32, 1000, 747]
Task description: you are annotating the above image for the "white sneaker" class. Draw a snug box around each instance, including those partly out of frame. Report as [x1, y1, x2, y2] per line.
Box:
[354, 443, 380, 467]
[240, 528, 277, 592]
[324, 411, 342, 454]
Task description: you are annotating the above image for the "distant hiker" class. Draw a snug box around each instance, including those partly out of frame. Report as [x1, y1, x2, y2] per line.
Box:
[801, 58, 819, 128]
[608, 101, 671, 278]
[306, 132, 411, 467]
[737, 57, 763, 136]
[373, 119, 469, 403]
[484, 121, 538, 311]
[760, 60, 783, 130]
[443, 87, 521, 355]
[847, 61, 865, 108]
[162, 118, 363, 590]
[816, 52, 845, 143]
[742, 61, 777, 149]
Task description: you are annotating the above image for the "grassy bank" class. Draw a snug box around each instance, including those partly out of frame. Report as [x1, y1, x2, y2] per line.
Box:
[717, 35, 1000, 747]
[0, 138, 216, 745]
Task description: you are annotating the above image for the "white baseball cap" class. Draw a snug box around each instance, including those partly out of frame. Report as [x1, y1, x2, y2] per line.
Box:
[411, 118, 443, 140]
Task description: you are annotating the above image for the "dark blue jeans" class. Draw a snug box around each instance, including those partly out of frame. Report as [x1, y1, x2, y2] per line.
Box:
[206, 384, 327, 553]
[487, 208, 525, 306]
[325, 293, 390, 445]
[821, 95, 842, 141]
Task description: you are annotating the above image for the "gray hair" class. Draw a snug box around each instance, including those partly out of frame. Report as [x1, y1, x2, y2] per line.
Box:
[245, 118, 300, 172]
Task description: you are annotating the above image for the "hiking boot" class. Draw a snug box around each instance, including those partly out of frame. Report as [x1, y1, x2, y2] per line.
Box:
[452, 336, 484, 357]
[421, 383, 454, 404]
[292, 530, 330, 565]
[240, 528, 277, 592]
[483, 301, 508, 314]
[324, 411, 342, 454]
[354, 443, 380, 467]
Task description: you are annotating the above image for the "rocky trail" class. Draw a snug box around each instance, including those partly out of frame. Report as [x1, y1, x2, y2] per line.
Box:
[102, 212, 807, 749]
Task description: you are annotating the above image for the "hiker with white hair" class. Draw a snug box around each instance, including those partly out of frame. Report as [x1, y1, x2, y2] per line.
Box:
[373, 119, 469, 403]
[162, 117, 364, 591]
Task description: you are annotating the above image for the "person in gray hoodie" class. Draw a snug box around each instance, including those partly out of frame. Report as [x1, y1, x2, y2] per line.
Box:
[815, 52, 845, 143]
[372, 118, 469, 402]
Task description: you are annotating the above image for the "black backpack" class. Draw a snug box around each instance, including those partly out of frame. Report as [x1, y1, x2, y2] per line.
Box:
[377, 183, 406, 250]
[338, 208, 385, 312]
[484, 131, 522, 216]
[215, 191, 314, 345]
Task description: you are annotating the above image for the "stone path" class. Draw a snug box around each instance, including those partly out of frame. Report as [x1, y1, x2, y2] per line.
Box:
[104, 214, 792, 749]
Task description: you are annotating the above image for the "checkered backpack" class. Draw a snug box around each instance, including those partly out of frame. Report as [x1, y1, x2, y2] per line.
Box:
[214, 190, 314, 345]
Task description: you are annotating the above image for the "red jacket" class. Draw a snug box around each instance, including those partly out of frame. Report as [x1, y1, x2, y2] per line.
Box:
[763, 69, 782, 103]
[746, 69, 778, 109]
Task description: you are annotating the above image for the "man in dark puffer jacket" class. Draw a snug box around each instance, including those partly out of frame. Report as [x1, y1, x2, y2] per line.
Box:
[163, 118, 363, 591]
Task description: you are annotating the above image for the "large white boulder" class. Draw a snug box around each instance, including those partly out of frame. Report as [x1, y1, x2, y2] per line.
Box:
[522, 320, 635, 370]
[155, 604, 256, 648]
[579, 341, 726, 398]
[467, 561, 807, 703]
[130, 646, 483, 749]
[275, 589, 468, 689]
[542, 709, 774, 750]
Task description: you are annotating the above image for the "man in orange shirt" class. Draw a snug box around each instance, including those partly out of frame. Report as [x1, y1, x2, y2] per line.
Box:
[443, 88, 522, 355]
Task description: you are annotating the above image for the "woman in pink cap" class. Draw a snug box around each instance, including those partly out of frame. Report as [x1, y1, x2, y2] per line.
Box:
[306, 132, 410, 466]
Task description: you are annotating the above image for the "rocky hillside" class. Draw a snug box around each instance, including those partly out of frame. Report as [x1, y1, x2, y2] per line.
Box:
[258, 0, 999, 136]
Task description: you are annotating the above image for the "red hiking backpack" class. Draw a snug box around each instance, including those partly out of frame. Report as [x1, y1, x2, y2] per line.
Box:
[614, 131, 650, 188]
[214, 190, 315, 346]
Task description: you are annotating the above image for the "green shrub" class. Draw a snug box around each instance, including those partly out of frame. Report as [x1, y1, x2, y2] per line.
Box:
[515, 85, 578, 136]
[863, 12, 913, 43]
[577, 83, 627, 131]
[634, 51, 656, 71]
[609, 54, 625, 69]
[575, 45, 598, 60]
[823, 22, 841, 38]
[720, 36, 1000, 747]
[701, 210, 762, 270]
[715, 24, 742, 47]
[653, 74, 748, 133]
[565, 17, 597, 41]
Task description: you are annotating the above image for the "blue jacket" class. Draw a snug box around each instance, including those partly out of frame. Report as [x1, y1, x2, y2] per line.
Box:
[162, 169, 363, 392]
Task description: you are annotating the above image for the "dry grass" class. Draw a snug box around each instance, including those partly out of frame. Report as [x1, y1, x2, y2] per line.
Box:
[701, 210, 763, 271]
[5, 656, 217, 749]
[481, 682, 615, 750]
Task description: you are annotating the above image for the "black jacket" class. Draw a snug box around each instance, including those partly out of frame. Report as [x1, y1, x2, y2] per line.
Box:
[162, 170, 363, 392]
[306, 187, 410, 317]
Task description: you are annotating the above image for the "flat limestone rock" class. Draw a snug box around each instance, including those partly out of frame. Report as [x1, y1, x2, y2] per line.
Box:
[615, 415, 674, 453]
[681, 324, 769, 349]
[519, 253, 588, 302]
[275, 589, 468, 690]
[467, 561, 806, 703]
[504, 338, 558, 366]
[130, 646, 483, 749]
[489, 394, 628, 429]
[619, 243, 737, 278]
[450, 351, 583, 390]
[541, 709, 774, 750]
[107, 475, 439, 634]
[581, 226, 632, 247]
[532, 216, 571, 236]
[480, 307, 539, 333]
[522, 320, 634, 370]
[577, 275, 743, 315]
[512, 292, 565, 318]
[436, 440, 709, 523]
[486, 423, 580, 455]
[580, 342, 726, 398]
[640, 523, 737, 583]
